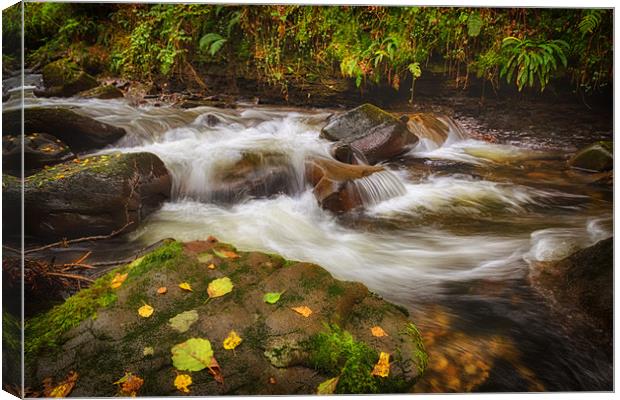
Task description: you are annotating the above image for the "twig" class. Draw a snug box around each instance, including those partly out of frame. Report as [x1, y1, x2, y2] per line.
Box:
[24, 221, 135, 255]
[2, 245, 21, 254]
[60, 263, 96, 271]
[45, 272, 95, 283]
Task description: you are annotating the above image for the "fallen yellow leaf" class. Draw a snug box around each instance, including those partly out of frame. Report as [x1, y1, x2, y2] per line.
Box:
[138, 304, 154, 318]
[223, 330, 242, 351]
[207, 263, 216, 270]
[316, 376, 339, 395]
[179, 282, 193, 292]
[174, 374, 192, 393]
[213, 249, 239, 259]
[110, 273, 128, 289]
[371, 326, 388, 337]
[157, 286, 168, 295]
[291, 306, 313, 317]
[43, 371, 79, 398]
[371, 352, 390, 378]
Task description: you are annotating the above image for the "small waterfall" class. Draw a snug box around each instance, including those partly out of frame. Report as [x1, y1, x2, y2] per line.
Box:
[408, 113, 469, 151]
[353, 170, 407, 207]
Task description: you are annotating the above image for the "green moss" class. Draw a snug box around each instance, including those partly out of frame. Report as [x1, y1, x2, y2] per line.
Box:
[327, 283, 345, 297]
[403, 323, 428, 376]
[126, 240, 183, 279]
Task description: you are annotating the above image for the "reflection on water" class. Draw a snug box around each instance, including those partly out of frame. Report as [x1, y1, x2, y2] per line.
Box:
[15, 91, 613, 391]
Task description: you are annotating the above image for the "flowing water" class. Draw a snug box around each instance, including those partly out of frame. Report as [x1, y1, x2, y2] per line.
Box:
[10, 84, 613, 392]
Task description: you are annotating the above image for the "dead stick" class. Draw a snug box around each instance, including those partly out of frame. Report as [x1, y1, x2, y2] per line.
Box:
[46, 272, 95, 283]
[24, 221, 134, 255]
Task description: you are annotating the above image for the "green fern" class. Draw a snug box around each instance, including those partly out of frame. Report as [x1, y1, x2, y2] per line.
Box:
[199, 33, 228, 56]
[578, 10, 602, 35]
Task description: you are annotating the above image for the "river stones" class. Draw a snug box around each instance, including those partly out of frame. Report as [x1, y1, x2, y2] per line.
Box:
[2, 106, 126, 152]
[305, 157, 384, 213]
[3, 133, 74, 174]
[529, 237, 612, 350]
[25, 239, 427, 395]
[320, 104, 418, 165]
[568, 141, 613, 172]
[4, 152, 171, 239]
[37, 58, 98, 97]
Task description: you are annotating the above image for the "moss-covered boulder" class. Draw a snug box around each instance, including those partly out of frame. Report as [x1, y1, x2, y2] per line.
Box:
[529, 237, 612, 349]
[25, 240, 427, 396]
[5, 152, 170, 239]
[38, 58, 98, 97]
[568, 141, 613, 172]
[3, 133, 74, 174]
[3, 107, 126, 152]
[78, 84, 124, 100]
[321, 104, 418, 165]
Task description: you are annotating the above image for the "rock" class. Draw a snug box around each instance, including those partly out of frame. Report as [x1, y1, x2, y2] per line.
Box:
[320, 104, 417, 165]
[305, 157, 383, 213]
[25, 240, 427, 395]
[2, 174, 22, 238]
[207, 151, 301, 203]
[37, 58, 98, 97]
[529, 237, 612, 348]
[405, 113, 468, 147]
[3, 107, 126, 152]
[3, 133, 74, 173]
[78, 84, 124, 99]
[8, 152, 171, 239]
[568, 141, 613, 172]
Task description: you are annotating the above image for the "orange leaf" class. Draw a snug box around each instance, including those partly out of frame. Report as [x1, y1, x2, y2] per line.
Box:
[291, 306, 313, 317]
[157, 286, 168, 295]
[207, 356, 224, 384]
[371, 352, 390, 378]
[207, 263, 216, 270]
[213, 249, 239, 259]
[110, 273, 128, 289]
[370, 326, 388, 337]
[43, 371, 78, 398]
[114, 372, 144, 396]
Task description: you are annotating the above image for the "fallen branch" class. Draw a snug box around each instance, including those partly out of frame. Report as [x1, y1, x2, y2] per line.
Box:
[45, 272, 94, 283]
[24, 221, 135, 255]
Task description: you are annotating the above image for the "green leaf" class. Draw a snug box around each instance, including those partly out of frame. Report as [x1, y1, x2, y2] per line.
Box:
[408, 62, 422, 78]
[467, 12, 483, 37]
[168, 310, 199, 333]
[199, 33, 224, 51]
[171, 338, 214, 371]
[316, 377, 339, 394]
[209, 38, 227, 56]
[263, 291, 284, 304]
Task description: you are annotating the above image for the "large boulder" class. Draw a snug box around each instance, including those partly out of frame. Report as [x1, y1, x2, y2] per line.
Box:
[320, 104, 418, 165]
[206, 151, 301, 204]
[568, 141, 613, 172]
[37, 58, 98, 97]
[305, 157, 384, 213]
[529, 237, 612, 348]
[5, 152, 171, 239]
[3, 133, 74, 174]
[3, 107, 126, 152]
[25, 239, 427, 395]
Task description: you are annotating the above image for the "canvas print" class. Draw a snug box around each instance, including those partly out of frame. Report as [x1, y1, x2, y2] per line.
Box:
[1, 2, 613, 396]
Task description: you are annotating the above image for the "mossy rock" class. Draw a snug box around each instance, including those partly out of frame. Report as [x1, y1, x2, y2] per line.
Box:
[3, 133, 74, 174]
[2, 106, 126, 152]
[8, 152, 171, 239]
[25, 240, 427, 395]
[39, 58, 98, 97]
[568, 141, 613, 172]
[78, 84, 124, 100]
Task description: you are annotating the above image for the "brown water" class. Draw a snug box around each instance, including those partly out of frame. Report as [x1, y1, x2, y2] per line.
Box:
[11, 85, 613, 392]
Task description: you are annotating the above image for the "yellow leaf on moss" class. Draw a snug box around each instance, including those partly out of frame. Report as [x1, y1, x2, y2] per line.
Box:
[291, 306, 313, 317]
[179, 282, 193, 292]
[371, 326, 388, 337]
[371, 352, 390, 378]
[316, 376, 339, 395]
[174, 374, 192, 393]
[223, 330, 242, 351]
[207, 277, 233, 299]
[213, 249, 239, 259]
[138, 304, 154, 318]
[207, 263, 216, 270]
[110, 273, 128, 289]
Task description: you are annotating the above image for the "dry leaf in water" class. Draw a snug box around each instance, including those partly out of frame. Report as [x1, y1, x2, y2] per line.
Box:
[223, 330, 242, 351]
[110, 273, 128, 289]
[138, 304, 154, 318]
[157, 286, 168, 295]
[371, 326, 388, 337]
[174, 374, 192, 393]
[316, 377, 339, 395]
[207, 277, 233, 299]
[371, 352, 390, 378]
[43, 371, 79, 398]
[291, 306, 313, 317]
[179, 282, 193, 292]
[114, 372, 144, 397]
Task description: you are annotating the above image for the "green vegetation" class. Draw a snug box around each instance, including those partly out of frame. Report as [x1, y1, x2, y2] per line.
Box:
[4, 5, 612, 97]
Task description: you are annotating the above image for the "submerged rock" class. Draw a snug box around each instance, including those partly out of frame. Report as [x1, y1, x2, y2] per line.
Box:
[529, 237, 612, 349]
[78, 84, 124, 99]
[3, 106, 126, 152]
[3, 133, 74, 173]
[37, 58, 98, 97]
[568, 141, 613, 172]
[6, 152, 171, 239]
[305, 157, 384, 213]
[25, 240, 427, 395]
[321, 104, 417, 165]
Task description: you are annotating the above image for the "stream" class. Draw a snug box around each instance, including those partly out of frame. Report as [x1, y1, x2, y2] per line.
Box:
[9, 80, 613, 391]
